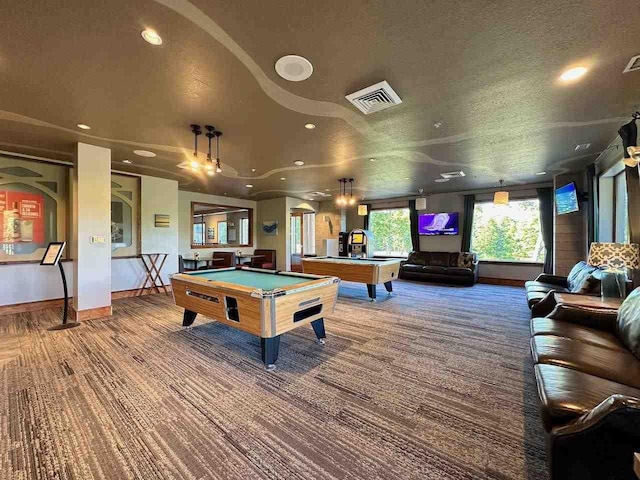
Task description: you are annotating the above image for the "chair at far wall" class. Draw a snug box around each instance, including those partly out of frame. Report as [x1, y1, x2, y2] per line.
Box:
[212, 251, 236, 268]
[251, 249, 276, 270]
[178, 255, 185, 273]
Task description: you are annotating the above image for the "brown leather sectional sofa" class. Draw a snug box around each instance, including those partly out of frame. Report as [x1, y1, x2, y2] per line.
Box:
[530, 288, 640, 479]
[525, 261, 603, 316]
[399, 251, 478, 285]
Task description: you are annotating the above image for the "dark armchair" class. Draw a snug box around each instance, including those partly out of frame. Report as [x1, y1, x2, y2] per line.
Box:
[212, 251, 236, 268]
[251, 249, 276, 270]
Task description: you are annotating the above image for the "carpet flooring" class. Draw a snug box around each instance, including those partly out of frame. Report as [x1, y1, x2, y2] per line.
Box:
[0, 280, 548, 480]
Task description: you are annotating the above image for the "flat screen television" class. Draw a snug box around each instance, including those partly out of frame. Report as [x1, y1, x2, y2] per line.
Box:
[418, 212, 459, 236]
[555, 182, 580, 215]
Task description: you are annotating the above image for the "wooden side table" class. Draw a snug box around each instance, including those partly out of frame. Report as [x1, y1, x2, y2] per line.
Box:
[139, 253, 169, 295]
[554, 292, 623, 311]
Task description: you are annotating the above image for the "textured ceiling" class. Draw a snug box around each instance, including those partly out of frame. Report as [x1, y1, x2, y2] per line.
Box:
[0, 0, 638, 200]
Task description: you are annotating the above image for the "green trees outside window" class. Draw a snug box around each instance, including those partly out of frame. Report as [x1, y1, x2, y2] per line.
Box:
[471, 199, 545, 262]
[369, 208, 412, 256]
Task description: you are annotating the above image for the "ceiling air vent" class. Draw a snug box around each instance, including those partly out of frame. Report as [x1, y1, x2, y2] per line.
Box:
[345, 81, 402, 115]
[624, 55, 640, 73]
[440, 171, 466, 179]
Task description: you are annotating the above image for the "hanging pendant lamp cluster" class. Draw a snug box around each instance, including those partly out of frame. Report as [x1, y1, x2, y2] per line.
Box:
[336, 178, 356, 207]
[190, 124, 223, 176]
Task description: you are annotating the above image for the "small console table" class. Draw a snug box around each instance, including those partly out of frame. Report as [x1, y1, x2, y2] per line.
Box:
[139, 253, 169, 295]
[554, 292, 623, 311]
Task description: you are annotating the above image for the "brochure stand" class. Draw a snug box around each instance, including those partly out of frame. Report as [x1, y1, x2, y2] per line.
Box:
[41, 242, 80, 331]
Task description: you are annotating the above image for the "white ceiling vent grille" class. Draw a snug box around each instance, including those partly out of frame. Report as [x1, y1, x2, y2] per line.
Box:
[440, 171, 466, 179]
[345, 81, 402, 115]
[623, 55, 640, 73]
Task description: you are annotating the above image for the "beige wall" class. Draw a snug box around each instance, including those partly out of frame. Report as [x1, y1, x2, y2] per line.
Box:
[315, 201, 344, 256]
[256, 197, 287, 270]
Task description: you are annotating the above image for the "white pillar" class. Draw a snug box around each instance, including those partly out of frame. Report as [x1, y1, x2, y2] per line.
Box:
[73, 143, 112, 319]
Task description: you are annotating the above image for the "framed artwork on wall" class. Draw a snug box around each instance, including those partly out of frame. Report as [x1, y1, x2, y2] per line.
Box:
[262, 220, 278, 236]
[207, 227, 215, 240]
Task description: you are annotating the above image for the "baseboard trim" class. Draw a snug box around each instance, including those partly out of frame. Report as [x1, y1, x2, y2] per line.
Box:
[0, 287, 172, 317]
[72, 305, 112, 321]
[478, 277, 525, 287]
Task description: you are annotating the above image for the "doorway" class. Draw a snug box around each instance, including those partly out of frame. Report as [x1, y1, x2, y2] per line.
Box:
[290, 211, 315, 272]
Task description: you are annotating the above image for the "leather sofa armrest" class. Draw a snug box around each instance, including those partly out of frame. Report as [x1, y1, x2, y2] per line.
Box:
[535, 273, 569, 287]
[546, 303, 618, 332]
[548, 395, 640, 480]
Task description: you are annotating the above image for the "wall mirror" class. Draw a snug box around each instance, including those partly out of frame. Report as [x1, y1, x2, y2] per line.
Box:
[191, 202, 253, 248]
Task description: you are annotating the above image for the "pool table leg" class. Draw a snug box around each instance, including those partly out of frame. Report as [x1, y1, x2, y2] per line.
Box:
[366, 284, 377, 302]
[182, 309, 198, 327]
[311, 318, 326, 345]
[384, 281, 393, 295]
[261, 336, 281, 371]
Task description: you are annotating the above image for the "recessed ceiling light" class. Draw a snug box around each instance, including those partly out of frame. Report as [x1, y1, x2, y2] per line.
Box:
[122, 160, 132, 164]
[304, 123, 316, 130]
[76, 123, 91, 130]
[433, 122, 443, 129]
[434, 178, 449, 183]
[251, 168, 256, 172]
[141, 29, 162, 46]
[133, 150, 156, 157]
[246, 184, 253, 188]
[325, 188, 330, 191]
[560, 66, 588, 82]
[536, 171, 547, 175]
[404, 177, 410, 180]
[294, 160, 305, 166]
[275, 55, 313, 82]
[369, 158, 375, 162]
[280, 177, 286, 180]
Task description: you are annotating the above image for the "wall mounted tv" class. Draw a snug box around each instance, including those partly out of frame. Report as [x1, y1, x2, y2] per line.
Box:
[418, 212, 459, 236]
[555, 182, 580, 215]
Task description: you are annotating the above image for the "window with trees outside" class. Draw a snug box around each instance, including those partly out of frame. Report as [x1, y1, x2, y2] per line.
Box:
[471, 199, 545, 262]
[369, 208, 412, 256]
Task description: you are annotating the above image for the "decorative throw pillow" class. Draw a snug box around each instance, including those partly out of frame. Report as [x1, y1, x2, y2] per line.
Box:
[567, 261, 596, 291]
[458, 253, 476, 268]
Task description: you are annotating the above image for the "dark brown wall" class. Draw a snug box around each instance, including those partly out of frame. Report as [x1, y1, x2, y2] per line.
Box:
[554, 173, 588, 276]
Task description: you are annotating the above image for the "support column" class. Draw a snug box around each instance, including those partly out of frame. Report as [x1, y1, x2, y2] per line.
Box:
[73, 143, 112, 320]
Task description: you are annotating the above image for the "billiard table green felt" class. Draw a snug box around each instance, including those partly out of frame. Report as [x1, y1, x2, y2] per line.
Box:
[187, 270, 312, 290]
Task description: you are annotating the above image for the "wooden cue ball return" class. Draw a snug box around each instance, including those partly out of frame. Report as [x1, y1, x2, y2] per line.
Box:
[170, 267, 340, 370]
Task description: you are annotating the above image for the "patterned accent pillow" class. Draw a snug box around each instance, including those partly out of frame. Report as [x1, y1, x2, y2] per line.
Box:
[458, 252, 476, 268]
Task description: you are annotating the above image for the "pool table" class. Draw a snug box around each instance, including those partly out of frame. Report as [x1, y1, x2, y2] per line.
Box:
[301, 256, 402, 301]
[169, 267, 340, 370]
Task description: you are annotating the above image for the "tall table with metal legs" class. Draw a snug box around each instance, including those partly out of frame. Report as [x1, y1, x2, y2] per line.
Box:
[139, 253, 170, 295]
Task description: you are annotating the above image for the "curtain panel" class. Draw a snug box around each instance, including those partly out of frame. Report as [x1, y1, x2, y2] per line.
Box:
[460, 194, 475, 252]
[537, 187, 555, 273]
[408, 199, 419, 252]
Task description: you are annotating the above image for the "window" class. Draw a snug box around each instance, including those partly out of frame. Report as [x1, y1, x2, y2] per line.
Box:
[471, 199, 545, 262]
[240, 218, 249, 245]
[193, 222, 205, 245]
[369, 208, 412, 256]
[217, 221, 228, 244]
[614, 171, 629, 243]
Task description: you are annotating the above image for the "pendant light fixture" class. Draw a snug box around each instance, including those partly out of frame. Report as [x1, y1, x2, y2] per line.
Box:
[215, 131, 223, 173]
[494, 179, 509, 205]
[190, 124, 202, 170]
[348, 178, 356, 205]
[619, 113, 639, 168]
[357, 204, 368, 216]
[205, 125, 216, 175]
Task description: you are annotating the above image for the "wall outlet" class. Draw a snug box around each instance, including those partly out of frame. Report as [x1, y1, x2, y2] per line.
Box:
[90, 236, 107, 244]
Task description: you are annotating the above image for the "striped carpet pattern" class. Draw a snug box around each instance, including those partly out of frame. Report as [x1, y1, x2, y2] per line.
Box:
[0, 280, 548, 480]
